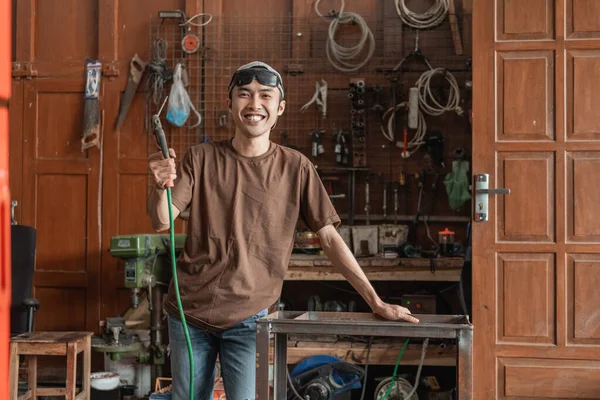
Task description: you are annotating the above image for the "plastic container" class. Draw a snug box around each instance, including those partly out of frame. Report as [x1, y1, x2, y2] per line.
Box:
[90, 372, 120, 400]
[438, 228, 455, 256]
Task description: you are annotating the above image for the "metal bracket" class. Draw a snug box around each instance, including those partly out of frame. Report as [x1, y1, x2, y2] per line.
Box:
[474, 174, 510, 222]
[102, 62, 120, 79]
[10, 201, 17, 225]
[12, 62, 38, 79]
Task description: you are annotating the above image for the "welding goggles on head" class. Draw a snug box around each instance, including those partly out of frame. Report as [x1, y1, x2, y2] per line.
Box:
[227, 67, 285, 100]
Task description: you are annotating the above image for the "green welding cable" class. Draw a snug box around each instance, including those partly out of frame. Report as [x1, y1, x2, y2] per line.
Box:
[380, 338, 410, 400]
[167, 188, 195, 400]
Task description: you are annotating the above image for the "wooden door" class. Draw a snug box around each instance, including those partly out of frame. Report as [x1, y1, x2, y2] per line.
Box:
[472, 0, 600, 398]
[20, 78, 102, 332]
[14, 0, 102, 333]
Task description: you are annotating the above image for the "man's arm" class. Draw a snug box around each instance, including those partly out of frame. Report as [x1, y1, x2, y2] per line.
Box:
[148, 186, 182, 232]
[147, 148, 182, 232]
[317, 224, 419, 323]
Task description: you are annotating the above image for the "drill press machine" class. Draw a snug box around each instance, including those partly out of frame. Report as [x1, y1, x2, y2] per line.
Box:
[92, 233, 186, 392]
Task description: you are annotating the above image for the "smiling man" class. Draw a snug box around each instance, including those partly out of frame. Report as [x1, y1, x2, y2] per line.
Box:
[147, 61, 418, 400]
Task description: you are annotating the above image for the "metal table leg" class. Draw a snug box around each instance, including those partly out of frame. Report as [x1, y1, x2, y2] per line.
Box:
[256, 323, 270, 400]
[457, 328, 473, 400]
[273, 333, 288, 399]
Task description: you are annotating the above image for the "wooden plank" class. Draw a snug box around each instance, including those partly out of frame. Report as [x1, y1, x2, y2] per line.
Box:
[66, 342, 77, 399]
[11, 331, 92, 344]
[37, 387, 67, 396]
[448, 0, 464, 55]
[461, 0, 473, 56]
[285, 267, 461, 281]
[268, 341, 457, 366]
[14, 343, 66, 356]
[17, 391, 32, 400]
[82, 335, 91, 397]
[9, 342, 19, 400]
[27, 356, 36, 399]
[289, 254, 464, 268]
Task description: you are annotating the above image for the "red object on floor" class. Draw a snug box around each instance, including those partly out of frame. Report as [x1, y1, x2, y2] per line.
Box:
[0, 0, 12, 398]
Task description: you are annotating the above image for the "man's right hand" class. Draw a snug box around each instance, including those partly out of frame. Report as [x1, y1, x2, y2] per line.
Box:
[149, 148, 177, 188]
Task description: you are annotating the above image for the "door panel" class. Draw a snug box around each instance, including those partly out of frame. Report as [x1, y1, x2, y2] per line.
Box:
[566, 50, 600, 140]
[496, 0, 554, 40]
[498, 358, 600, 399]
[566, 152, 600, 241]
[21, 80, 101, 331]
[566, 254, 600, 345]
[34, 0, 98, 64]
[497, 152, 554, 242]
[474, 0, 600, 397]
[496, 51, 554, 141]
[567, 0, 600, 38]
[497, 253, 555, 345]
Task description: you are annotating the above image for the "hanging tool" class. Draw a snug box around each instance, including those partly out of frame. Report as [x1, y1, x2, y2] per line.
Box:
[333, 129, 349, 165]
[371, 85, 384, 111]
[116, 54, 147, 130]
[310, 130, 326, 157]
[408, 171, 425, 246]
[182, 33, 200, 54]
[399, 168, 408, 214]
[300, 80, 328, 119]
[393, 30, 433, 72]
[82, 58, 102, 152]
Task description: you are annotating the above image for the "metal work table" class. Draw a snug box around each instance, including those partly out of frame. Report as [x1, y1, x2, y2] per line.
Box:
[256, 311, 473, 400]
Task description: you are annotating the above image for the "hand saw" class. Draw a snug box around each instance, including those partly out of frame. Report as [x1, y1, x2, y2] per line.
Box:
[116, 53, 147, 130]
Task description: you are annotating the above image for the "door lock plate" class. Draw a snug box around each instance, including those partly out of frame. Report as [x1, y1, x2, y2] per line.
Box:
[474, 174, 510, 222]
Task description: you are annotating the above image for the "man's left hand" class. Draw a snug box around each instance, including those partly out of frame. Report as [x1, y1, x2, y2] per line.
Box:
[374, 302, 420, 324]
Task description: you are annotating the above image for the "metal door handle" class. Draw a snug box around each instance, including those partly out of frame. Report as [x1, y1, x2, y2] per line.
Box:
[476, 188, 510, 195]
[474, 174, 510, 222]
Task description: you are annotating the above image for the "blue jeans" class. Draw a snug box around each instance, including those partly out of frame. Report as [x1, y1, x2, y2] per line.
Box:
[167, 309, 268, 400]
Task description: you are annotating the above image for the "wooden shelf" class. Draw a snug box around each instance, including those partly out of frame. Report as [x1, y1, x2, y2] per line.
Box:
[268, 338, 457, 366]
[286, 254, 464, 281]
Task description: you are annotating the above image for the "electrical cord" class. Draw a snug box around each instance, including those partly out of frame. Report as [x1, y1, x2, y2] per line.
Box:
[359, 337, 373, 400]
[380, 102, 427, 157]
[315, 0, 375, 72]
[403, 338, 429, 399]
[394, 0, 449, 29]
[380, 338, 409, 400]
[415, 68, 463, 116]
[166, 188, 195, 400]
[379, 338, 429, 400]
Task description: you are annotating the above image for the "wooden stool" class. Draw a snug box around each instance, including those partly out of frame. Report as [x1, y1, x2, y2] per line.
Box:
[9, 332, 93, 400]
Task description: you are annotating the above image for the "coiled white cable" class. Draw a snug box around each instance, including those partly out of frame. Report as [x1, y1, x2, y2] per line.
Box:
[380, 102, 426, 158]
[315, 0, 375, 72]
[394, 0, 449, 29]
[415, 68, 463, 116]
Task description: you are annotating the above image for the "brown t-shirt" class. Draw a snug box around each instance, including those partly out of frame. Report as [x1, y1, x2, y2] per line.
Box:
[163, 139, 340, 331]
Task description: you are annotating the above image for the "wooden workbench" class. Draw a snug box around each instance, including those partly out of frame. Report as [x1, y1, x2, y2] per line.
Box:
[286, 254, 464, 282]
[280, 254, 465, 367]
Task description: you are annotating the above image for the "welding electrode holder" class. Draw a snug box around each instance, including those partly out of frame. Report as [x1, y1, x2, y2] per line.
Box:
[152, 114, 170, 159]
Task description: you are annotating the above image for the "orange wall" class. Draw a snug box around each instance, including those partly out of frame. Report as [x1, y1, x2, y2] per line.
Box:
[1, 0, 12, 397]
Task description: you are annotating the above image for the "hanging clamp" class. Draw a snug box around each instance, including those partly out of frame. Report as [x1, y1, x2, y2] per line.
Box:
[300, 80, 328, 119]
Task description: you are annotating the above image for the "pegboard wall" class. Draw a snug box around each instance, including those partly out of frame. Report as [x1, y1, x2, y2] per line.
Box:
[146, 2, 473, 235]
